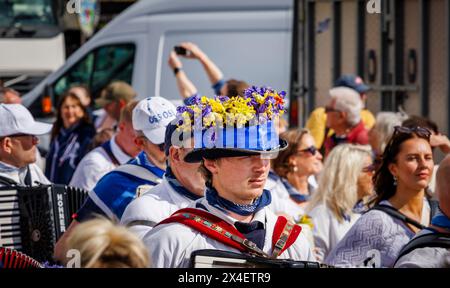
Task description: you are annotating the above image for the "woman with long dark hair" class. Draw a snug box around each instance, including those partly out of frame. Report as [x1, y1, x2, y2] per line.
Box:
[45, 92, 96, 184]
[326, 126, 434, 267]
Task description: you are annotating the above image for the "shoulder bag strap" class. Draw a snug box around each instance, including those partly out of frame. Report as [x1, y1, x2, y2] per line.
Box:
[371, 204, 426, 230]
[395, 231, 450, 265]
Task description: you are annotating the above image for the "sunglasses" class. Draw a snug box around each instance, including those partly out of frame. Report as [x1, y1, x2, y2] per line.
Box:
[325, 106, 340, 113]
[393, 126, 431, 140]
[158, 143, 166, 152]
[296, 145, 318, 156]
[362, 163, 376, 173]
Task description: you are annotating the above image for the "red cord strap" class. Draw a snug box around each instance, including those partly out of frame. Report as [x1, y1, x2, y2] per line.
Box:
[157, 208, 268, 257]
[156, 208, 302, 258]
[271, 216, 302, 258]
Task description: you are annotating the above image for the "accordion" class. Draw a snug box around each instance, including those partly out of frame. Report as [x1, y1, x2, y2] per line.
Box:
[0, 184, 88, 262]
[0, 247, 42, 268]
[190, 249, 331, 268]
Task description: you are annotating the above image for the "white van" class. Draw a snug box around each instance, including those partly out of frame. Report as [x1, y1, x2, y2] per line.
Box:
[22, 0, 294, 117]
[0, 1, 65, 94]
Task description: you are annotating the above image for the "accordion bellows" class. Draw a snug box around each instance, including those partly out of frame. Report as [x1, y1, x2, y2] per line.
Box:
[0, 247, 42, 268]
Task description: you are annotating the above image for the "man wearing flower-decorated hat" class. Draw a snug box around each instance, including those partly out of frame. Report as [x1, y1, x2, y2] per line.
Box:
[142, 86, 315, 268]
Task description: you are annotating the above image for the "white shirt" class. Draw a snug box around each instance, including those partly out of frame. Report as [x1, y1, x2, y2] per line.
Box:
[0, 161, 50, 187]
[120, 176, 198, 239]
[394, 229, 450, 268]
[265, 174, 319, 221]
[307, 203, 360, 262]
[143, 197, 316, 268]
[69, 136, 131, 191]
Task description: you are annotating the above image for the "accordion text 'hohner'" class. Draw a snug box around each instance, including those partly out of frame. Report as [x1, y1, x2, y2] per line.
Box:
[0, 184, 88, 262]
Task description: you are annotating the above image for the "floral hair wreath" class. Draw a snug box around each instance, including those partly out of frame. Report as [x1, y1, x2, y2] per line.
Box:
[176, 86, 287, 132]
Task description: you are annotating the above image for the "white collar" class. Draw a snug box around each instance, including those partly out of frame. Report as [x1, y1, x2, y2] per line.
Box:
[0, 161, 28, 184]
[110, 136, 132, 164]
[161, 176, 196, 206]
[0, 160, 28, 173]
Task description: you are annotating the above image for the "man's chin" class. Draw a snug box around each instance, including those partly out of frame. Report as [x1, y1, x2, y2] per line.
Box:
[243, 187, 264, 199]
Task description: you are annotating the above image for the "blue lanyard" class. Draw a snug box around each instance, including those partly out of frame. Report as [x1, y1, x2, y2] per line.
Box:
[135, 152, 165, 178]
[431, 208, 450, 230]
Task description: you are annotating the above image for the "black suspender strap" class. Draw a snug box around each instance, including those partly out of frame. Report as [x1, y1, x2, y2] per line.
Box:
[24, 166, 32, 186]
[100, 140, 120, 166]
[371, 204, 426, 230]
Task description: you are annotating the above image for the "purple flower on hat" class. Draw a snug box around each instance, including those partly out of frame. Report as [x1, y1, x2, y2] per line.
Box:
[191, 94, 201, 105]
[202, 105, 212, 118]
[216, 95, 229, 102]
[257, 103, 267, 114]
[176, 106, 187, 114]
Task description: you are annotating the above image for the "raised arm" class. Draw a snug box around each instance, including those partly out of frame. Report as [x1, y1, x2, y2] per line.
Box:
[179, 42, 224, 89]
[168, 51, 198, 100]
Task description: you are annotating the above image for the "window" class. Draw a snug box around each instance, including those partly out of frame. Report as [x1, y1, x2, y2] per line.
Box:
[52, 43, 135, 105]
[0, 0, 56, 27]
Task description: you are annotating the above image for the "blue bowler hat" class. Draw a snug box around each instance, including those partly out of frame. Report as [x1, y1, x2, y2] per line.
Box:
[184, 120, 288, 163]
[334, 75, 370, 94]
[175, 86, 288, 163]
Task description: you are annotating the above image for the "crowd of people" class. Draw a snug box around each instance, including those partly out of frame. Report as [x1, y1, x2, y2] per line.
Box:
[0, 42, 449, 268]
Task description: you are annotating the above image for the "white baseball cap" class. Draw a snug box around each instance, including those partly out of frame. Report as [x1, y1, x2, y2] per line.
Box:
[132, 97, 177, 144]
[0, 104, 52, 137]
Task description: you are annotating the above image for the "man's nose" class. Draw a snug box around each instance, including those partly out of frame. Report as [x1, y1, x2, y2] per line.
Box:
[252, 156, 270, 170]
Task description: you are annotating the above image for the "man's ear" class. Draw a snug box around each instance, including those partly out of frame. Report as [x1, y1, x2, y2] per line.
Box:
[134, 137, 144, 148]
[203, 158, 219, 174]
[118, 99, 127, 109]
[169, 146, 181, 163]
[117, 121, 126, 132]
[1, 138, 13, 154]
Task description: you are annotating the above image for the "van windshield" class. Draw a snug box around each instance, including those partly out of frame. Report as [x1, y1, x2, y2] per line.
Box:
[0, 0, 58, 37]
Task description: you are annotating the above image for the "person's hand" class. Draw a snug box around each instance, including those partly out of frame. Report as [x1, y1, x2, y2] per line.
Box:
[168, 51, 182, 70]
[179, 42, 206, 60]
[430, 133, 450, 154]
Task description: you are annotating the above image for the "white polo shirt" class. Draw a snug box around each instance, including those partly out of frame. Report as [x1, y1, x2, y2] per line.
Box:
[142, 197, 316, 268]
[264, 173, 319, 221]
[0, 161, 50, 187]
[120, 176, 198, 239]
[69, 136, 131, 191]
[307, 203, 360, 262]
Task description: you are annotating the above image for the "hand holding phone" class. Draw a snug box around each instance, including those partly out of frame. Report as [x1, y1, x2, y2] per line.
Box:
[174, 46, 188, 56]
